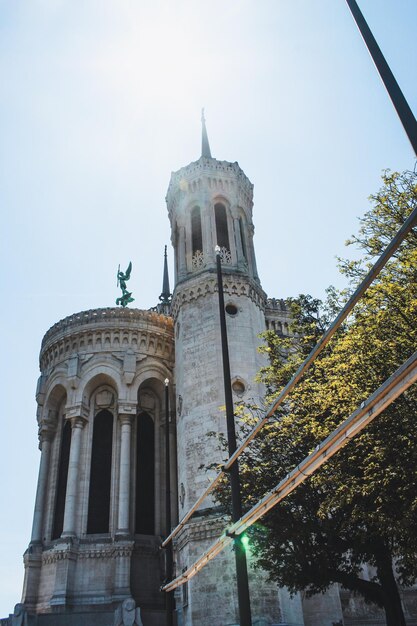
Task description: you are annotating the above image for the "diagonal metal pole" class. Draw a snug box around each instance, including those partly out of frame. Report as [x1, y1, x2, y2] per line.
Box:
[215, 246, 252, 626]
[345, 0, 417, 156]
[163, 350, 417, 593]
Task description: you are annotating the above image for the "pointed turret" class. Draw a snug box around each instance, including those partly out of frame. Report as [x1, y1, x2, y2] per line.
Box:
[159, 245, 172, 305]
[201, 108, 212, 158]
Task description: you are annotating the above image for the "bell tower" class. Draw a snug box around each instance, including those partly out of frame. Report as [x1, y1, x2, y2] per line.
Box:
[166, 115, 300, 625]
[170, 111, 260, 289]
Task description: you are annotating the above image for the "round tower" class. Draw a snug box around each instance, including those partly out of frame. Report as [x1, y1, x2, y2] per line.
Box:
[22, 307, 176, 625]
[166, 118, 291, 625]
[166, 133, 267, 514]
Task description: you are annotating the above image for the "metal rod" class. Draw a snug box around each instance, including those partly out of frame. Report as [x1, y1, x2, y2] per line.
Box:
[345, 0, 417, 156]
[162, 204, 417, 549]
[215, 247, 252, 626]
[162, 350, 417, 592]
[164, 379, 175, 625]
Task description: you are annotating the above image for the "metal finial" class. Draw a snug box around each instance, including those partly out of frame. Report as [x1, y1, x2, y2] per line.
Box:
[201, 108, 212, 158]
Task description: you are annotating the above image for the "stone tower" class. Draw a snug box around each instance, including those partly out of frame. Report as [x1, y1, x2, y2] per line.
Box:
[21, 307, 176, 625]
[166, 115, 303, 625]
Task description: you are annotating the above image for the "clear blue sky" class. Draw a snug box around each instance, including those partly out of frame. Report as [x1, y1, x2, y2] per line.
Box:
[0, 0, 416, 616]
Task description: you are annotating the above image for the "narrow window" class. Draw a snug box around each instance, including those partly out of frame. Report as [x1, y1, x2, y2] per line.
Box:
[87, 409, 113, 534]
[239, 217, 247, 260]
[52, 419, 71, 540]
[191, 207, 203, 255]
[135, 412, 155, 534]
[215, 203, 230, 250]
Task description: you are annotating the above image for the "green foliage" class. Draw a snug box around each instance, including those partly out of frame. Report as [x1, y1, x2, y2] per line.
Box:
[222, 169, 417, 624]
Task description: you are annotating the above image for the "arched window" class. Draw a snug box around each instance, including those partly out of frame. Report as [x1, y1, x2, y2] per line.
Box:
[135, 412, 155, 535]
[52, 419, 71, 540]
[87, 409, 113, 534]
[239, 217, 247, 261]
[215, 203, 230, 251]
[191, 207, 203, 255]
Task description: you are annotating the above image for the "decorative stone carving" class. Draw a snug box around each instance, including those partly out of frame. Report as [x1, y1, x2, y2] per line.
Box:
[218, 246, 232, 265]
[191, 249, 205, 271]
[40, 308, 174, 371]
[171, 273, 267, 319]
[118, 402, 136, 416]
[65, 402, 89, 421]
[114, 598, 143, 626]
[95, 389, 115, 409]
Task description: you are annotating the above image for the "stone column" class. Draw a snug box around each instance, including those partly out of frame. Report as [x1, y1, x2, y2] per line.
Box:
[117, 414, 133, 535]
[233, 216, 244, 267]
[30, 428, 54, 544]
[203, 209, 214, 268]
[178, 226, 187, 279]
[62, 417, 86, 537]
[248, 224, 259, 281]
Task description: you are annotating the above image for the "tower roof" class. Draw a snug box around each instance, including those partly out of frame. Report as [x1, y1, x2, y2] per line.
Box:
[201, 108, 212, 158]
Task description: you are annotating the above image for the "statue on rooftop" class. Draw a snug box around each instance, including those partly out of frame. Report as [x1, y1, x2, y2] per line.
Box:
[116, 262, 135, 307]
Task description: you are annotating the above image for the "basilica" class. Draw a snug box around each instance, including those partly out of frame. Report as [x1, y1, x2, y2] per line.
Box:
[2, 121, 404, 626]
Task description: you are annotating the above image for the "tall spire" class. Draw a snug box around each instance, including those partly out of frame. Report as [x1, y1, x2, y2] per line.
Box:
[201, 108, 212, 158]
[159, 245, 171, 306]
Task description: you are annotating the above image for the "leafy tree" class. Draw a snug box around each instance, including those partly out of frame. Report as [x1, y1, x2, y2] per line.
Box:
[227, 169, 417, 626]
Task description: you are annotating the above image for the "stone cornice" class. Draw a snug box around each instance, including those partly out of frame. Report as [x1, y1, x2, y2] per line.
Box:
[171, 271, 267, 320]
[40, 308, 174, 373]
[166, 157, 253, 217]
[42, 308, 173, 352]
[41, 540, 136, 564]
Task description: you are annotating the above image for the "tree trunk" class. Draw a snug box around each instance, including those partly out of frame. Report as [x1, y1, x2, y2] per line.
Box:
[377, 552, 406, 626]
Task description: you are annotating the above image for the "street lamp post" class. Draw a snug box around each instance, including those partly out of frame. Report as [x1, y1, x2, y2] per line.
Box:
[164, 378, 175, 626]
[215, 245, 252, 626]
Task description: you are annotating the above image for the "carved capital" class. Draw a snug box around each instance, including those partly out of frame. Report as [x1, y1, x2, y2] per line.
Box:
[118, 413, 135, 427]
[118, 402, 137, 418]
[65, 402, 89, 421]
[38, 423, 55, 445]
[67, 415, 88, 430]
